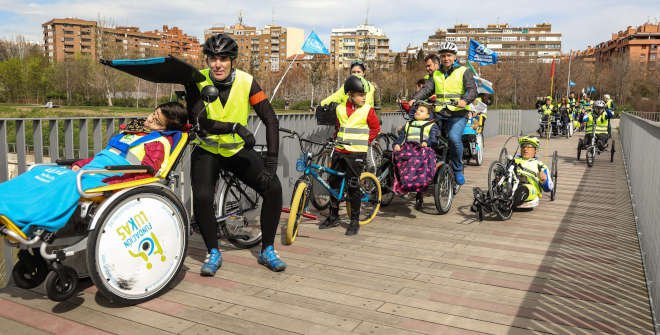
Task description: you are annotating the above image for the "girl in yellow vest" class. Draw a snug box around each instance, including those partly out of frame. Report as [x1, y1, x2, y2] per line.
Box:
[319, 75, 380, 236]
[320, 60, 378, 111]
[184, 34, 285, 275]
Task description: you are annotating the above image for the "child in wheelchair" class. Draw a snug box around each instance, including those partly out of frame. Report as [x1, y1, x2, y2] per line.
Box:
[393, 103, 440, 209]
[0, 102, 188, 235]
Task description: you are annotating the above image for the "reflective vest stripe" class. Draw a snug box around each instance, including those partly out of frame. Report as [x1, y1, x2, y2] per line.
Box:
[404, 121, 433, 143]
[339, 127, 370, 134]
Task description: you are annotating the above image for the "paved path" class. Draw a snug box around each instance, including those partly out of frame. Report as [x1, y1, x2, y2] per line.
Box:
[0, 131, 653, 334]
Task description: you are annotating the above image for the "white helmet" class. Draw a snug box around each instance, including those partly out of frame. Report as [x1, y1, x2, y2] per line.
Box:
[593, 100, 606, 109]
[603, 94, 611, 100]
[438, 41, 458, 54]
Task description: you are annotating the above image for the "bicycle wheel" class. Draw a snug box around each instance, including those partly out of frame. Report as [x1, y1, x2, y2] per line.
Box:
[366, 142, 383, 174]
[286, 179, 309, 245]
[577, 139, 582, 160]
[217, 176, 262, 249]
[488, 161, 513, 220]
[346, 172, 381, 225]
[475, 134, 484, 166]
[586, 146, 595, 167]
[377, 157, 395, 207]
[610, 139, 615, 162]
[310, 152, 331, 210]
[551, 150, 558, 201]
[433, 163, 454, 214]
[498, 147, 508, 164]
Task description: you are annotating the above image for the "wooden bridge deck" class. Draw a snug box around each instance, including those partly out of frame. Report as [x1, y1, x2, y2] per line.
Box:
[0, 131, 653, 335]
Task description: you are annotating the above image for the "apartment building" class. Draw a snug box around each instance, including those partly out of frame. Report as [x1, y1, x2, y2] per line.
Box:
[330, 24, 392, 69]
[42, 18, 199, 63]
[589, 22, 660, 64]
[423, 23, 562, 63]
[204, 22, 303, 72]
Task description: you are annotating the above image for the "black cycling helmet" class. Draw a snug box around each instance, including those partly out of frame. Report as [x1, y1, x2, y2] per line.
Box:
[344, 75, 370, 94]
[203, 33, 238, 59]
[350, 59, 366, 72]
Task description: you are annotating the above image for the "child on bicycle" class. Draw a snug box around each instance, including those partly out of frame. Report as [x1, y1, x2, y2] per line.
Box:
[319, 75, 380, 236]
[513, 136, 553, 208]
[393, 103, 439, 209]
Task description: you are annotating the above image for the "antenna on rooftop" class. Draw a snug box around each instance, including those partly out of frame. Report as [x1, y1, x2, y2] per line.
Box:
[238, 10, 244, 25]
[364, 0, 370, 25]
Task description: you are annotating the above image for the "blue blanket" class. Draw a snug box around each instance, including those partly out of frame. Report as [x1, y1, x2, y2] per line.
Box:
[0, 150, 129, 234]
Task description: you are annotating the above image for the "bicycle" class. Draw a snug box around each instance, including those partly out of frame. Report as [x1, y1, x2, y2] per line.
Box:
[281, 128, 381, 245]
[473, 136, 558, 221]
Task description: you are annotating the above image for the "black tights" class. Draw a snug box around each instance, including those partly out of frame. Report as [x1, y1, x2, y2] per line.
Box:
[328, 152, 366, 221]
[190, 147, 282, 251]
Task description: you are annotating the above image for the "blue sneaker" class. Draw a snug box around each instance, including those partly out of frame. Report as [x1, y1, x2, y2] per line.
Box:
[200, 248, 222, 276]
[455, 171, 465, 185]
[258, 246, 287, 272]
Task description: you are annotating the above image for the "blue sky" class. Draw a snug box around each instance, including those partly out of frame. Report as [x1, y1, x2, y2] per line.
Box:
[1, 0, 658, 52]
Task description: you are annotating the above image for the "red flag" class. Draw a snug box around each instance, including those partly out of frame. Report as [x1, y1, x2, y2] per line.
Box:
[550, 59, 556, 78]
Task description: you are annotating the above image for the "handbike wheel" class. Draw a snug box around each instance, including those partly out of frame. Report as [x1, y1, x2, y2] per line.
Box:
[87, 185, 188, 305]
[218, 176, 262, 249]
[488, 161, 513, 220]
[45, 266, 78, 302]
[310, 153, 331, 210]
[586, 147, 595, 167]
[498, 147, 508, 164]
[346, 172, 381, 225]
[476, 134, 484, 166]
[286, 180, 309, 245]
[577, 139, 582, 160]
[433, 164, 454, 214]
[610, 139, 615, 162]
[551, 150, 558, 201]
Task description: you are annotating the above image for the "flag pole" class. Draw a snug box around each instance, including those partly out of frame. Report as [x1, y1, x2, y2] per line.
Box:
[566, 50, 572, 97]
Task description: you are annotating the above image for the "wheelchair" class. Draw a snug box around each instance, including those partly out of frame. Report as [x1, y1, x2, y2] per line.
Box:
[0, 131, 190, 304]
[577, 127, 615, 167]
[462, 115, 485, 166]
[472, 136, 558, 221]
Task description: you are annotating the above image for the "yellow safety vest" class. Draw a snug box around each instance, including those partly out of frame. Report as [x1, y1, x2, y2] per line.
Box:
[320, 80, 375, 107]
[336, 103, 371, 152]
[584, 113, 608, 134]
[514, 157, 548, 199]
[606, 99, 614, 110]
[195, 68, 253, 157]
[541, 104, 554, 116]
[404, 120, 433, 143]
[432, 66, 471, 112]
[113, 133, 172, 172]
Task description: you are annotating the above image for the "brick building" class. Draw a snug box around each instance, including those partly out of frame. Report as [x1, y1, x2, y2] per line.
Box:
[423, 23, 562, 63]
[588, 23, 660, 64]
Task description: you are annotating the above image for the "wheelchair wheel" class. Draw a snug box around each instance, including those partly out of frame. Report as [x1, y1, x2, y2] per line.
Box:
[498, 147, 508, 164]
[310, 152, 331, 210]
[551, 150, 558, 201]
[45, 266, 78, 302]
[610, 140, 615, 163]
[488, 161, 513, 220]
[577, 139, 582, 160]
[87, 185, 188, 305]
[12, 249, 49, 289]
[475, 134, 484, 166]
[286, 178, 309, 245]
[586, 146, 595, 167]
[217, 176, 262, 249]
[433, 164, 454, 214]
[377, 158, 395, 207]
[346, 172, 381, 225]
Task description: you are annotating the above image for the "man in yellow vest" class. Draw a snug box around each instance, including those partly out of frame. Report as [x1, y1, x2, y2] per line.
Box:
[409, 41, 477, 187]
[582, 100, 612, 151]
[603, 94, 616, 136]
[319, 75, 380, 236]
[184, 34, 285, 275]
[320, 60, 379, 111]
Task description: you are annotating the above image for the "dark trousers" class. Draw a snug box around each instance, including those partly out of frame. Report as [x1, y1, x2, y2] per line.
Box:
[328, 151, 366, 221]
[190, 146, 282, 251]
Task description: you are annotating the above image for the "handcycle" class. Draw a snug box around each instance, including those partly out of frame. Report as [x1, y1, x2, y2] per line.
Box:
[281, 128, 381, 245]
[375, 99, 458, 214]
[472, 136, 558, 221]
[538, 111, 557, 140]
[577, 119, 615, 167]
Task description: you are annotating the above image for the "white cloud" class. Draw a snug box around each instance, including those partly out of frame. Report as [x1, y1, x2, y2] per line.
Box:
[1, 0, 658, 51]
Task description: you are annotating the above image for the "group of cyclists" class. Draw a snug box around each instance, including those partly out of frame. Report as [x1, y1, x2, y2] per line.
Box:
[536, 91, 616, 140]
[188, 33, 616, 277]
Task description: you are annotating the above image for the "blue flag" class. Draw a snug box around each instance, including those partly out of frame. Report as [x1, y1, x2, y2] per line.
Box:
[569, 80, 576, 87]
[468, 39, 498, 65]
[301, 31, 329, 55]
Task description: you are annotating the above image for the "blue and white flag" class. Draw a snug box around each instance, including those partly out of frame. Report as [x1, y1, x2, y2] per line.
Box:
[474, 76, 494, 94]
[301, 31, 329, 55]
[569, 80, 576, 87]
[468, 39, 498, 65]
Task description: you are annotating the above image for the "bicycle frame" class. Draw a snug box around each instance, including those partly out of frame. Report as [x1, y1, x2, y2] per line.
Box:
[302, 160, 349, 202]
